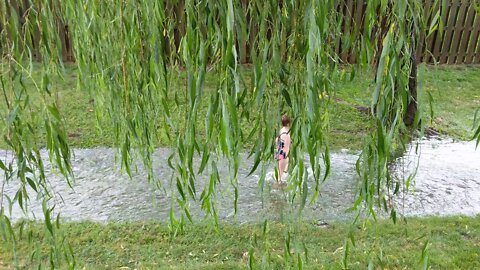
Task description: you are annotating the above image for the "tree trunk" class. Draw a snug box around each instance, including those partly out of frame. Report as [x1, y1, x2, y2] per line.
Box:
[173, 0, 185, 57]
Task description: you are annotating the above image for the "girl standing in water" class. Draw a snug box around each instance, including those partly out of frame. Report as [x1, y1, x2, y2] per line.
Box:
[276, 115, 291, 182]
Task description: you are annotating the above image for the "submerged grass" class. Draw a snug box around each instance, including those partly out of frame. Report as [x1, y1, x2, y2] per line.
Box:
[1, 64, 478, 151]
[0, 216, 478, 269]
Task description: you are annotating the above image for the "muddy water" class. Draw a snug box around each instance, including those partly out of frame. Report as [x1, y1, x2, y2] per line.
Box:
[0, 138, 479, 223]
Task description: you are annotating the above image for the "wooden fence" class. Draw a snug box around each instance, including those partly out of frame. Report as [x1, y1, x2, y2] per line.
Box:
[335, 0, 480, 64]
[421, 0, 480, 64]
[2, 0, 480, 64]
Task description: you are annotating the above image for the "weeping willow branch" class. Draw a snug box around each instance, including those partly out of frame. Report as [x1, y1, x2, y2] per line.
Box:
[353, 0, 441, 222]
[0, 0, 444, 267]
[473, 109, 480, 148]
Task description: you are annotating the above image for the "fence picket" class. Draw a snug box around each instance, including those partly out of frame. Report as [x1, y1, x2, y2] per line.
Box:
[431, 2, 451, 62]
[456, 1, 477, 63]
[475, 38, 480, 63]
[421, 0, 436, 63]
[448, 0, 468, 64]
[465, 10, 480, 63]
[439, 1, 459, 63]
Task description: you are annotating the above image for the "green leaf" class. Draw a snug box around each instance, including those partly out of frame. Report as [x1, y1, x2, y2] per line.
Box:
[188, 176, 196, 199]
[43, 200, 54, 237]
[226, 94, 238, 135]
[198, 144, 210, 174]
[48, 105, 61, 122]
[248, 143, 261, 176]
[184, 207, 193, 223]
[3, 216, 16, 243]
[42, 73, 52, 95]
[343, 239, 350, 269]
[391, 209, 397, 223]
[0, 159, 7, 171]
[473, 109, 480, 148]
[282, 88, 292, 107]
[26, 177, 38, 193]
[56, 213, 61, 229]
[428, 10, 440, 37]
[427, 91, 435, 125]
[6, 107, 18, 126]
[176, 178, 186, 201]
[376, 119, 385, 158]
[373, 30, 392, 112]
[248, 249, 256, 270]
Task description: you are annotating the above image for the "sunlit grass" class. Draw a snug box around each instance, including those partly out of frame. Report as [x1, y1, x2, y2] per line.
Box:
[0, 216, 478, 269]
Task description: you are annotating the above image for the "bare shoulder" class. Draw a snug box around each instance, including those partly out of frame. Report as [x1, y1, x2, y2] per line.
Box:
[285, 133, 291, 143]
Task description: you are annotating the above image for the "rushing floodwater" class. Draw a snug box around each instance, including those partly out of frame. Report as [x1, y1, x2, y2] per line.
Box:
[0, 138, 479, 223]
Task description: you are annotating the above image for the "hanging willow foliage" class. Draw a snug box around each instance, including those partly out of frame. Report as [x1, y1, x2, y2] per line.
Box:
[354, 0, 432, 222]
[474, 109, 480, 148]
[0, 0, 452, 267]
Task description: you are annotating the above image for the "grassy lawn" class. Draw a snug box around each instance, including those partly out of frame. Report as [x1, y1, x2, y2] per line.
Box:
[0, 216, 479, 269]
[1, 64, 479, 269]
[1, 64, 478, 150]
[420, 65, 480, 139]
[334, 64, 480, 142]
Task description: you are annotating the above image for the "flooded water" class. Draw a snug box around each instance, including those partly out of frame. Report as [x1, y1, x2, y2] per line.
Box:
[0, 137, 479, 223]
[392, 138, 480, 217]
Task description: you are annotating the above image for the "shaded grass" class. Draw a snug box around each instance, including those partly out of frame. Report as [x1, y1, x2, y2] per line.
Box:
[0, 64, 478, 151]
[328, 102, 371, 151]
[0, 216, 478, 269]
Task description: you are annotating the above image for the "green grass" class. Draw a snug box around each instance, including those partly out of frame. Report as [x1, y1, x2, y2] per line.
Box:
[0, 216, 479, 269]
[1, 64, 478, 151]
[0, 65, 479, 269]
[0, 65, 480, 150]
[328, 102, 371, 151]
[334, 64, 480, 142]
[420, 65, 480, 139]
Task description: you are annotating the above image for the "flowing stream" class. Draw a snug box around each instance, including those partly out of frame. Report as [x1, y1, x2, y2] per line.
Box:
[0, 137, 479, 223]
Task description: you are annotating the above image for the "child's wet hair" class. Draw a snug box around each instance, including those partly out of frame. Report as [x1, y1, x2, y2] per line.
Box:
[281, 115, 291, 127]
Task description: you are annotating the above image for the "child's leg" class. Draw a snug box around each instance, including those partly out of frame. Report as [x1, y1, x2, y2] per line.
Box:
[278, 159, 287, 181]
